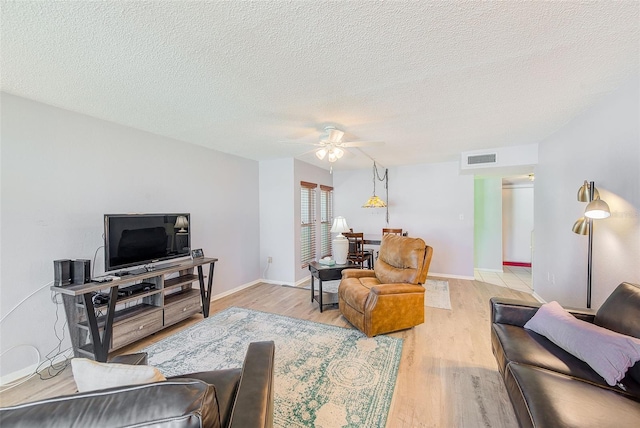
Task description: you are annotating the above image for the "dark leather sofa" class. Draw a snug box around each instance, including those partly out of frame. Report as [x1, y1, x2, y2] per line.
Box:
[491, 282, 640, 427]
[0, 341, 275, 428]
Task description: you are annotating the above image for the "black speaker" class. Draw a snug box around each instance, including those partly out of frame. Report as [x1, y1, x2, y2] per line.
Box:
[72, 259, 91, 285]
[54, 259, 72, 287]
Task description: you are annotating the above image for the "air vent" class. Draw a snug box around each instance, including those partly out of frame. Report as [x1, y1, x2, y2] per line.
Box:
[467, 153, 497, 165]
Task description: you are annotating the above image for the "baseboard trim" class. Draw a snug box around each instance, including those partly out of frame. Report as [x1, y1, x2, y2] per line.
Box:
[210, 280, 262, 301]
[475, 268, 504, 273]
[532, 291, 546, 303]
[0, 351, 70, 387]
[503, 261, 532, 267]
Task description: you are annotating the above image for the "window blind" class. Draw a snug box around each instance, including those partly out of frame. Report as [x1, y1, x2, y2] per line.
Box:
[320, 185, 333, 258]
[300, 181, 317, 268]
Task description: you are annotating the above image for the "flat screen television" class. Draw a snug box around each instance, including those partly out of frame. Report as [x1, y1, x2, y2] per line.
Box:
[104, 213, 191, 273]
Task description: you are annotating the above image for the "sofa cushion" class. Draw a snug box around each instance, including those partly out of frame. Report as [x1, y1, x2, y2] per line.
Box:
[595, 282, 640, 385]
[491, 323, 608, 386]
[524, 301, 640, 386]
[71, 357, 166, 392]
[504, 363, 640, 428]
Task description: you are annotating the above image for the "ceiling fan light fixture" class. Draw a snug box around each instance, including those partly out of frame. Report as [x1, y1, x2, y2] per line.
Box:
[334, 147, 344, 159]
[315, 148, 327, 160]
[328, 151, 338, 162]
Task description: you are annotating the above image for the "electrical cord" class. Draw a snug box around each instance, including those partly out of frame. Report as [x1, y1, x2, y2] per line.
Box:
[372, 161, 390, 224]
[0, 281, 73, 389]
[91, 245, 105, 279]
[37, 291, 72, 380]
[0, 281, 53, 325]
[0, 345, 41, 391]
[263, 258, 270, 278]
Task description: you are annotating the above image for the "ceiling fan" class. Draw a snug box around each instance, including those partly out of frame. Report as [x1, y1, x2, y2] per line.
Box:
[309, 126, 384, 163]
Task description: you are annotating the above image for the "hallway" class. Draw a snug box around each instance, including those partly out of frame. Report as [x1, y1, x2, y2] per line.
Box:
[474, 265, 532, 293]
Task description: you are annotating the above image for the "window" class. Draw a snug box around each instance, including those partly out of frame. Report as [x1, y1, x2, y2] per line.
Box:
[320, 185, 334, 258]
[300, 181, 317, 268]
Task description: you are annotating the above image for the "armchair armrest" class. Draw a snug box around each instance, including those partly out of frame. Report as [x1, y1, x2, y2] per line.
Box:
[228, 341, 275, 428]
[108, 352, 148, 366]
[490, 297, 596, 327]
[371, 283, 425, 296]
[341, 269, 377, 279]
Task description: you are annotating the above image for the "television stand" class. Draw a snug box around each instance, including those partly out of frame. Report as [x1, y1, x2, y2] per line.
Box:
[52, 257, 218, 362]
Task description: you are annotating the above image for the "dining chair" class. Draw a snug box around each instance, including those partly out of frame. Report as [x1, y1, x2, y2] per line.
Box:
[343, 232, 373, 269]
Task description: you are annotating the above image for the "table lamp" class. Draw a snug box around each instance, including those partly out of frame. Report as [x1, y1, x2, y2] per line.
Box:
[174, 216, 189, 233]
[330, 216, 350, 264]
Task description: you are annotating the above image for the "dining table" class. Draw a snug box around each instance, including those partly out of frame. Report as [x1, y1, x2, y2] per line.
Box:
[363, 235, 382, 245]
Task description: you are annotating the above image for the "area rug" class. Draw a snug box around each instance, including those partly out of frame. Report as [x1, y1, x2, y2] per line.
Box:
[424, 279, 451, 310]
[299, 278, 452, 310]
[143, 307, 403, 428]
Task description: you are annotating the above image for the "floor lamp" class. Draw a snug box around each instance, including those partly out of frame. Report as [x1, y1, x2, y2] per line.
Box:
[572, 181, 610, 308]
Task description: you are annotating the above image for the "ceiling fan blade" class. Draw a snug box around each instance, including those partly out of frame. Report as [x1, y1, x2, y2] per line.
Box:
[327, 129, 345, 143]
[278, 140, 324, 146]
[340, 141, 385, 148]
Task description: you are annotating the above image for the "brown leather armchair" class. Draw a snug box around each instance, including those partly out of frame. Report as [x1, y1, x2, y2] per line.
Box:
[338, 234, 433, 336]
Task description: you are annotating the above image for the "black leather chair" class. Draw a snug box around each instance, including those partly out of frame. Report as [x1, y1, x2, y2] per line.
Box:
[0, 341, 275, 428]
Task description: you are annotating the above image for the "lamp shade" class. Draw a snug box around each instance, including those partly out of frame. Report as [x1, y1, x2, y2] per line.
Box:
[584, 198, 611, 219]
[174, 216, 189, 232]
[577, 181, 599, 202]
[572, 217, 589, 235]
[315, 148, 327, 160]
[330, 216, 350, 234]
[362, 195, 387, 208]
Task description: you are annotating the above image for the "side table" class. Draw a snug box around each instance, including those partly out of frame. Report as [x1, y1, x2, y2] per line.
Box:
[308, 261, 358, 312]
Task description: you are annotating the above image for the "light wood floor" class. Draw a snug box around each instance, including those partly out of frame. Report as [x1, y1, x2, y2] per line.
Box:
[1, 277, 536, 427]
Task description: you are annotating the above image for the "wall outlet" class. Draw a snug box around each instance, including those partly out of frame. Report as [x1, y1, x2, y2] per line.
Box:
[267, 256, 272, 263]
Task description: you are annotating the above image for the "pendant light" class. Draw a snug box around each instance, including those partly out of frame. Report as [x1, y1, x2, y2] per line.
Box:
[362, 161, 390, 223]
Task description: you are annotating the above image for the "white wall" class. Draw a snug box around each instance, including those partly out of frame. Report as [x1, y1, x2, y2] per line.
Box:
[333, 161, 475, 278]
[258, 158, 333, 285]
[0, 93, 260, 378]
[474, 177, 503, 271]
[502, 184, 534, 263]
[534, 77, 640, 308]
[259, 159, 295, 284]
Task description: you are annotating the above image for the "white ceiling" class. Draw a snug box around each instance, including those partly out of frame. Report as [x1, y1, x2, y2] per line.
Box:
[1, 1, 638, 171]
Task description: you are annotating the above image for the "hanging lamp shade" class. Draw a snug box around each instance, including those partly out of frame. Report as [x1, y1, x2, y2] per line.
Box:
[362, 160, 388, 208]
[362, 195, 387, 208]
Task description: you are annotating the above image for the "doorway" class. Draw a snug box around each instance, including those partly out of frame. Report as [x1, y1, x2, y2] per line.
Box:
[473, 175, 533, 293]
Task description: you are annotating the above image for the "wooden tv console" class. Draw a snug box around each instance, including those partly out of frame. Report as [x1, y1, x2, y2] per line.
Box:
[51, 257, 217, 362]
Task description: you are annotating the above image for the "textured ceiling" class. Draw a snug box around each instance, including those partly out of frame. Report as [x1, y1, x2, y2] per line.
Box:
[1, 1, 638, 171]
